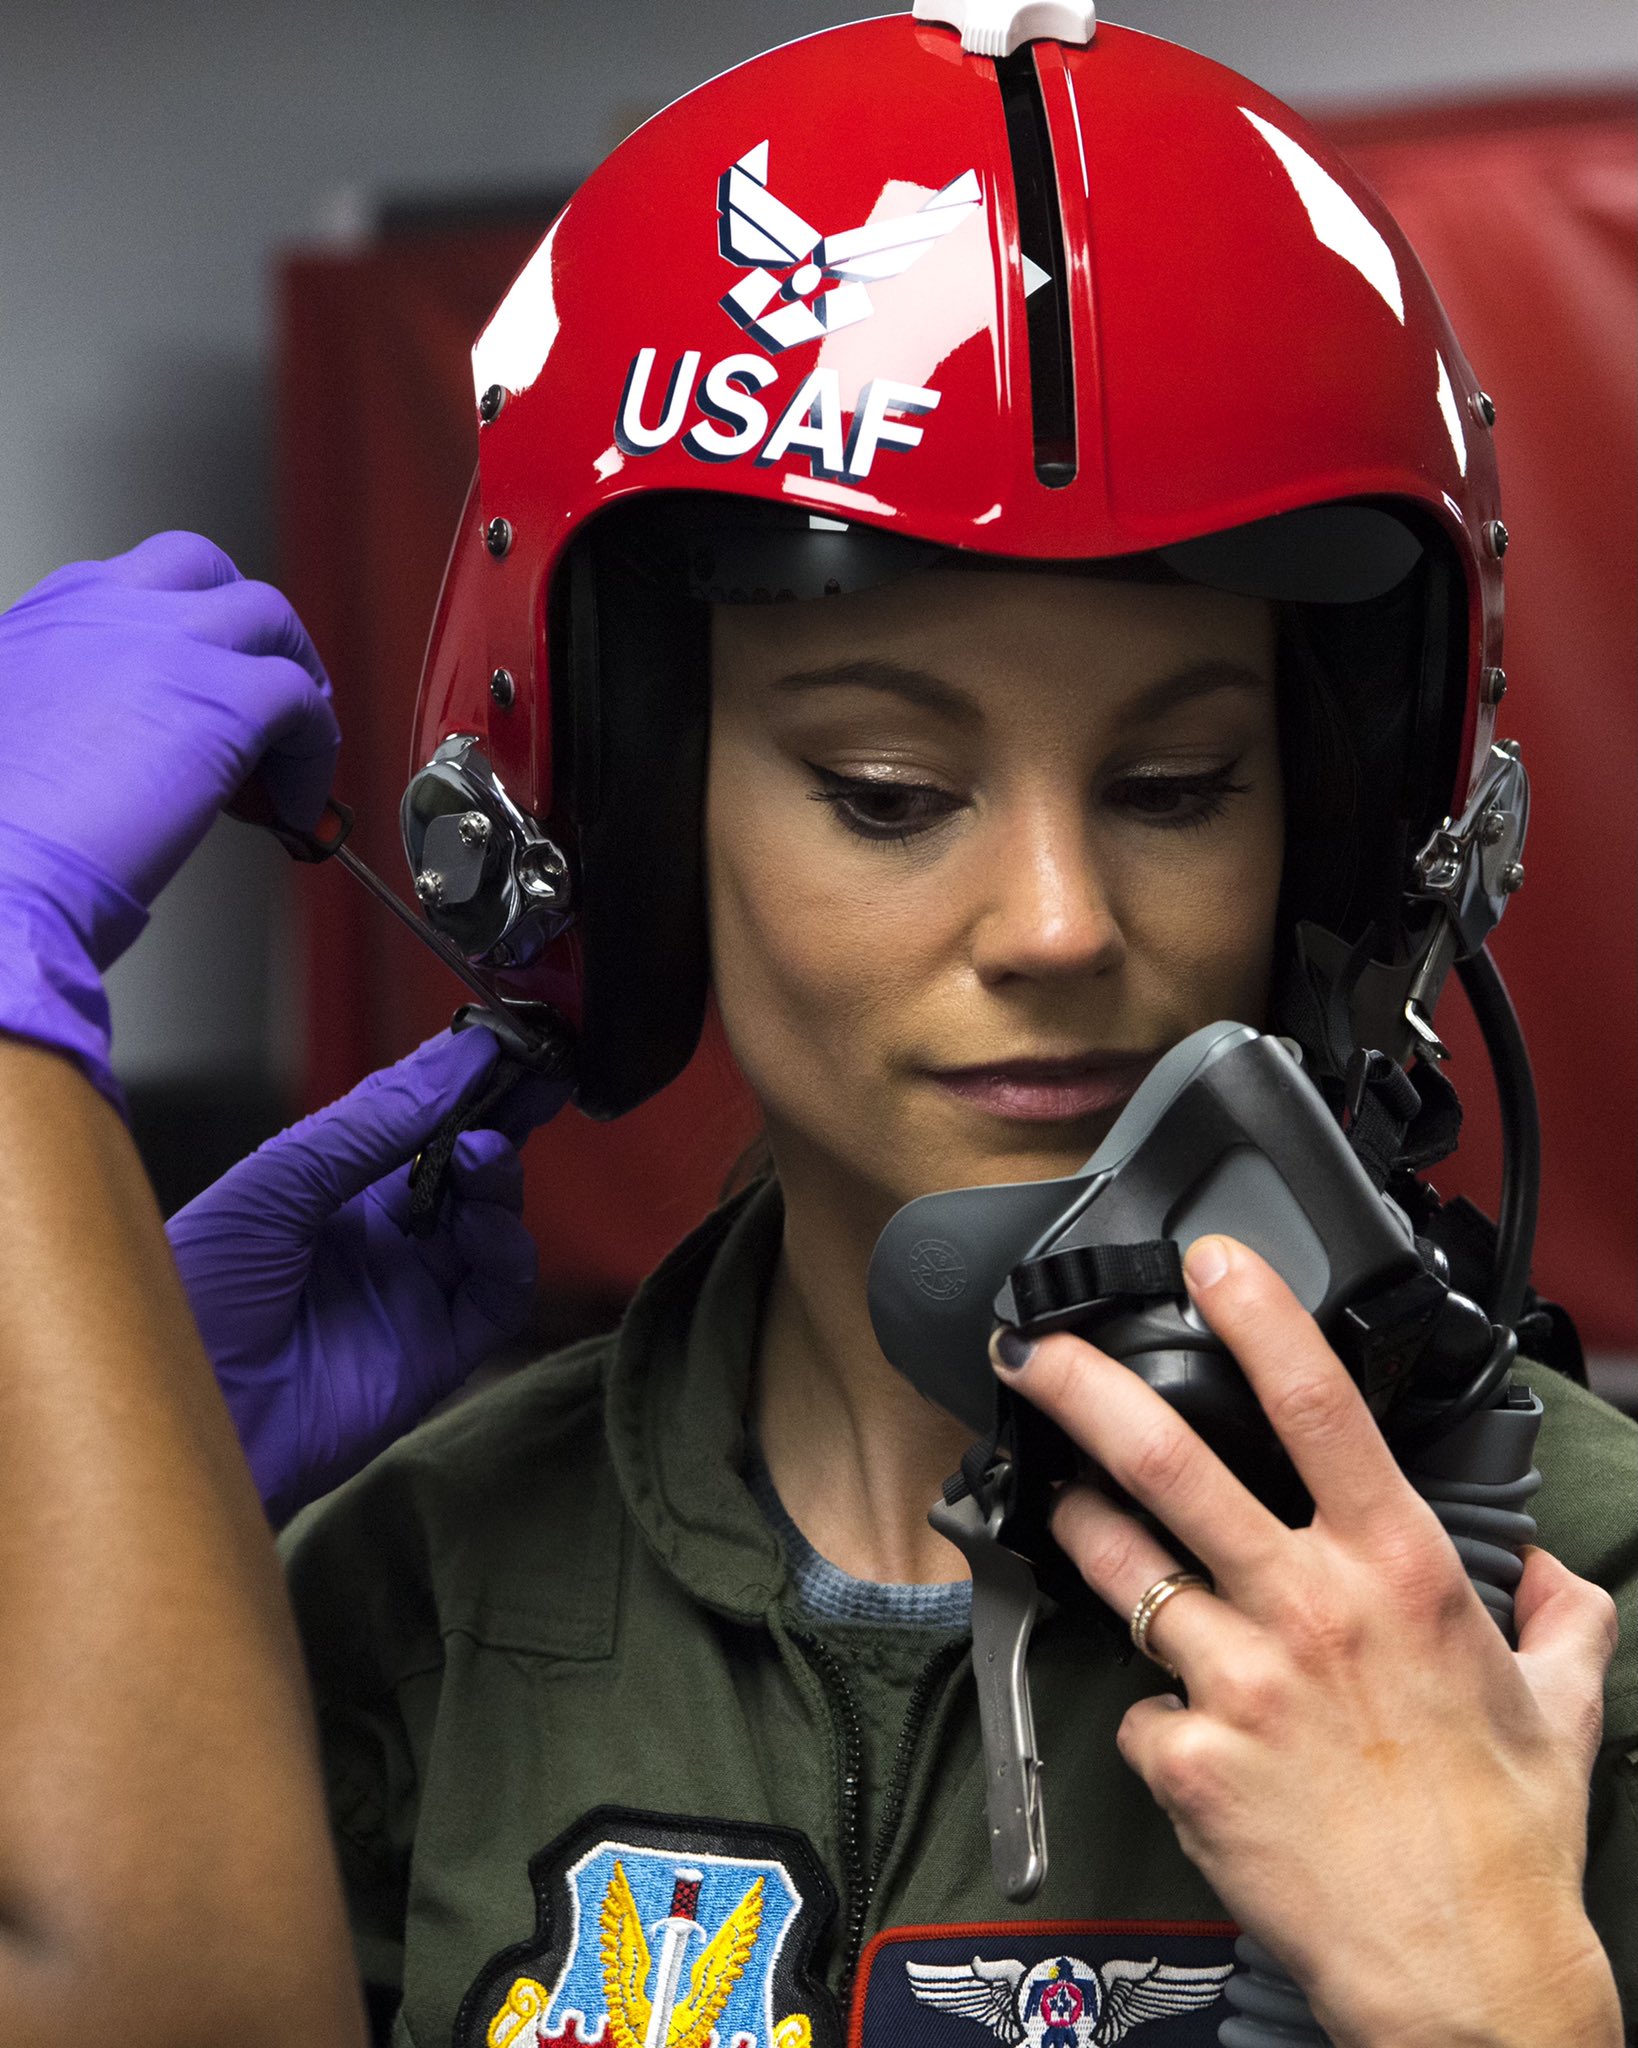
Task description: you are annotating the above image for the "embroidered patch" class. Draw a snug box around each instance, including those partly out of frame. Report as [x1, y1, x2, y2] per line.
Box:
[848, 1922, 1238, 2047]
[453, 1807, 842, 2048]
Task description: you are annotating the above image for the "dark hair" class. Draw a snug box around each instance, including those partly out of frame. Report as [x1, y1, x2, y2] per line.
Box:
[1274, 559, 1443, 961]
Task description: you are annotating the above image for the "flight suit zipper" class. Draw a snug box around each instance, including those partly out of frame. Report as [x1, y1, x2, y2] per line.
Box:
[793, 1632, 969, 1996]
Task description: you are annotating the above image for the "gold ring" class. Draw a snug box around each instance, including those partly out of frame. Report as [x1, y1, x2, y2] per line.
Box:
[1129, 1571, 1213, 1678]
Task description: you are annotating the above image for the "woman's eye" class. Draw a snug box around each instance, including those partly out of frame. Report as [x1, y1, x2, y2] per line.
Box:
[806, 766, 963, 844]
[1106, 765, 1249, 829]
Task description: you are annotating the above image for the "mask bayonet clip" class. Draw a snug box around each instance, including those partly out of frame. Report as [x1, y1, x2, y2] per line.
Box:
[929, 1458, 1048, 1903]
[1403, 741, 1530, 1058]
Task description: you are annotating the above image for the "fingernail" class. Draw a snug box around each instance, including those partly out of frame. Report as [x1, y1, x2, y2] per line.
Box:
[1184, 1236, 1230, 1292]
[989, 1324, 1036, 1374]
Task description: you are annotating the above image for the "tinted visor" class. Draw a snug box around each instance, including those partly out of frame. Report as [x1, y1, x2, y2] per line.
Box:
[678, 497, 1425, 609]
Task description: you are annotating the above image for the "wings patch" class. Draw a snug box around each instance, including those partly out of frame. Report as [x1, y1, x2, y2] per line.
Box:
[850, 1923, 1237, 2047]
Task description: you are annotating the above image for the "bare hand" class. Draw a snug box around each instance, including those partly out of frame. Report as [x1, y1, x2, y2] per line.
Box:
[994, 1234, 1622, 2048]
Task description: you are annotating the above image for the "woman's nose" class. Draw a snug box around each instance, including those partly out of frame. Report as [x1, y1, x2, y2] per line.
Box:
[967, 802, 1126, 987]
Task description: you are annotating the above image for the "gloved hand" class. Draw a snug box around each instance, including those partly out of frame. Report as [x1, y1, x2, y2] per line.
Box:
[166, 1026, 570, 1525]
[0, 531, 339, 1108]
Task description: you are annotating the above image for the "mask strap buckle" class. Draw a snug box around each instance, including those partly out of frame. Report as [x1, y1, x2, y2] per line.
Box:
[929, 1449, 1047, 1904]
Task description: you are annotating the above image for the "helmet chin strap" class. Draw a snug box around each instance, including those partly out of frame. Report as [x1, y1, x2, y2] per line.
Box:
[1276, 739, 1531, 1084]
[1273, 733, 1539, 1348]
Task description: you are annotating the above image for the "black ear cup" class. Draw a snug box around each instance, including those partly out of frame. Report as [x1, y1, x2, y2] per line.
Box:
[560, 514, 713, 1119]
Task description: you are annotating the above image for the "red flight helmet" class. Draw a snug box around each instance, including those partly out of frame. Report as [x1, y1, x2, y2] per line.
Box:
[403, 5, 1525, 1117]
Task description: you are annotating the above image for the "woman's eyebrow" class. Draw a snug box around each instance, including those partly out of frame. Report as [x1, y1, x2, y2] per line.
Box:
[768, 654, 1268, 727]
[770, 658, 982, 729]
[1120, 659, 1272, 726]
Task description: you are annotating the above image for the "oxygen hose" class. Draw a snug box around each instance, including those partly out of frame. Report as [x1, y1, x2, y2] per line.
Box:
[1218, 948, 1545, 2048]
[1455, 946, 1541, 1335]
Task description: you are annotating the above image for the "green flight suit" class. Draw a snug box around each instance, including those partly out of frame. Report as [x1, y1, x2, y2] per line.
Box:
[283, 1181, 1638, 2048]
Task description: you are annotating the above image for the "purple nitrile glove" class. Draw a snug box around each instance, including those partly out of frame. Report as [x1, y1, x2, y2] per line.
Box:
[0, 531, 339, 1109]
[166, 1026, 570, 1525]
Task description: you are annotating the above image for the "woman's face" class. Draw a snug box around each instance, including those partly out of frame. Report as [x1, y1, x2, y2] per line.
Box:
[707, 566, 1283, 1216]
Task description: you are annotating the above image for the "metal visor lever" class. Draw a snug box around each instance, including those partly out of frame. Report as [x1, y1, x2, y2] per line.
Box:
[929, 1484, 1047, 1902]
[262, 797, 568, 1068]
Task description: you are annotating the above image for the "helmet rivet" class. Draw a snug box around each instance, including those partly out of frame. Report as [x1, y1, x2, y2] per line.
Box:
[1479, 806, 1507, 846]
[479, 383, 506, 425]
[1486, 519, 1510, 559]
[1470, 390, 1497, 428]
[489, 666, 516, 710]
[484, 515, 514, 559]
[1481, 664, 1507, 706]
[1501, 861, 1526, 895]
[413, 869, 444, 908]
[457, 810, 491, 849]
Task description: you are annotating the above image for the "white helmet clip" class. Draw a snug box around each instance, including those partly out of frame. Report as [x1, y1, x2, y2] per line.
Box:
[912, 0, 1097, 59]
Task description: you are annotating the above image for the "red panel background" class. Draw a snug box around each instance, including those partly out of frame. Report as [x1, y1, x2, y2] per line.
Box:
[276, 92, 1635, 1345]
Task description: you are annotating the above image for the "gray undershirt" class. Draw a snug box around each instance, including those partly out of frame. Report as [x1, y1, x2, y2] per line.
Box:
[745, 1440, 973, 1630]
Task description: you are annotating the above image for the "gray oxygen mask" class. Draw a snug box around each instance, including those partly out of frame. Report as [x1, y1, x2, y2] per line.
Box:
[868, 1020, 1498, 1500]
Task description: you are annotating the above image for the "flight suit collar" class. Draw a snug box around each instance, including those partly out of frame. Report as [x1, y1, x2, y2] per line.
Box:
[605, 1177, 791, 1621]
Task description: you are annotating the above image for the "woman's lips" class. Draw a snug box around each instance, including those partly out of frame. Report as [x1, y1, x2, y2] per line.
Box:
[926, 1053, 1160, 1124]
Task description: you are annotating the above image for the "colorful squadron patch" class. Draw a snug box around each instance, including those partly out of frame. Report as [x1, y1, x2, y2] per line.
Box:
[848, 1924, 1236, 2047]
[454, 1809, 841, 2048]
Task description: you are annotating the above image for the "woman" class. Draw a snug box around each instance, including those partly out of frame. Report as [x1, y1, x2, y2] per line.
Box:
[205, 11, 1638, 2046]
[279, 556, 1630, 2048]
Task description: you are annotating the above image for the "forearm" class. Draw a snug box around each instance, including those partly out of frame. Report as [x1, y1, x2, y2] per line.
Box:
[0, 1038, 363, 2048]
[1323, 1903, 1623, 2048]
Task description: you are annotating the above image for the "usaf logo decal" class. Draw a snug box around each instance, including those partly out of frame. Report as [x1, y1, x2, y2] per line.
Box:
[615, 144, 984, 481]
[716, 140, 983, 354]
[453, 1808, 841, 2048]
[848, 1924, 1236, 2047]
